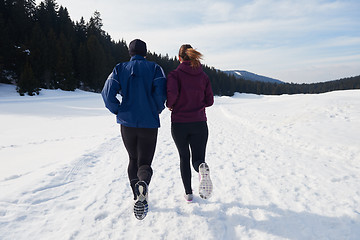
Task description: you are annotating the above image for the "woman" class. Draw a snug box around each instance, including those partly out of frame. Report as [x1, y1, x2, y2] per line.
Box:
[167, 44, 214, 202]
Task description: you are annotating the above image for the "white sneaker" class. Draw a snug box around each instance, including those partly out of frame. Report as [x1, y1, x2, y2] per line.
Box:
[133, 181, 148, 220]
[199, 163, 213, 199]
[184, 193, 193, 202]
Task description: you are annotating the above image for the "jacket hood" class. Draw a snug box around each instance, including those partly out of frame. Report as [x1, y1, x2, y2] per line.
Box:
[178, 61, 203, 76]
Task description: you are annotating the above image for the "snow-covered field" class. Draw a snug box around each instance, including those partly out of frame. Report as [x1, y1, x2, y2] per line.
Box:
[1, 83, 360, 240]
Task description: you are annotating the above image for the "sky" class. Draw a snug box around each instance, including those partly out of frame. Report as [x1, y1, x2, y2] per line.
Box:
[35, 0, 360, 83]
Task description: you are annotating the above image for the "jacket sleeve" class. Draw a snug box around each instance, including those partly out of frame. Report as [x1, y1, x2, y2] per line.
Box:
[152, 65, 167, 113]
[204, 75, 214, 107]
[166, 71, 179, 109]
[101, 66, 121, 114]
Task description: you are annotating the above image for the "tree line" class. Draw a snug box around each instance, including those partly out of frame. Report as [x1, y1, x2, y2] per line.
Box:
[207, 71, 360, 96]
[1, 0, 359, 96]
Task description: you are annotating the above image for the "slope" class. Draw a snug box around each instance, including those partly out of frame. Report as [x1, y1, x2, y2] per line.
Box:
[0, 84, 360, 239]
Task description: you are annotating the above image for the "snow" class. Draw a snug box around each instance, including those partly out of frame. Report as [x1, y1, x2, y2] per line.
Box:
[1, 83, 360, 240]
[234, 71, 242, 76]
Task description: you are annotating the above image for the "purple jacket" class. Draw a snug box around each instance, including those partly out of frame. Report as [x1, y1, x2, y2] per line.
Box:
[166, 61, 214, 122]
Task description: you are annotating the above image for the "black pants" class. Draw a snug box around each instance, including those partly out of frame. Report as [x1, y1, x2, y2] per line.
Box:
[171, 121, 208, 194]
[121, 125, 158, 199]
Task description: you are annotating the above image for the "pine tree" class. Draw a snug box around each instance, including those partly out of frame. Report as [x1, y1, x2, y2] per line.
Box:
[76, 43, 88, 89]
[75, 17, 87, 43]
[86, 35, 106, 91]
[0, 11, 6, 83]
[29, 23, 46, 86]
[88, 10, 104, 37]
[43, 28, 57, 88]
[56, 33, 76, 90]
[17, 60, 39, 96]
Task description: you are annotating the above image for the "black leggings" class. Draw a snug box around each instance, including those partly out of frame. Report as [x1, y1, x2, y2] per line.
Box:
[121, 125, 158, 197]
[171, 121, 208, 194]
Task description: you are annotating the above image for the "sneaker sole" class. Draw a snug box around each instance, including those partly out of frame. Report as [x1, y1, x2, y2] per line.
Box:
[134, 181, 148, 220]
[199, 163, 213, 199]
[134, 200, 148, 220]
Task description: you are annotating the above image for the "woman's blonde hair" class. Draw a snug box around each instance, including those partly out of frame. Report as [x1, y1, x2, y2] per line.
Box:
[179, 44, 203, 68]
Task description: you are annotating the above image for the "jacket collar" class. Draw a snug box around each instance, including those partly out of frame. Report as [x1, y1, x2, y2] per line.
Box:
[130, 55, 146, 61]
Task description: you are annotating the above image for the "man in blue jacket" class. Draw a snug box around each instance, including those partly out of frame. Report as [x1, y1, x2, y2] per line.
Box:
[101, 39, 166, 220]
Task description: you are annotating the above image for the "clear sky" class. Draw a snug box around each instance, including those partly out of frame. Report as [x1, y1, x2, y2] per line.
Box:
[36, 0, 360, 83]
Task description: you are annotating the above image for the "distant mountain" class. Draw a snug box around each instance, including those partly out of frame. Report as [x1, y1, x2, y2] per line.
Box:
[224, 70, 283, 84]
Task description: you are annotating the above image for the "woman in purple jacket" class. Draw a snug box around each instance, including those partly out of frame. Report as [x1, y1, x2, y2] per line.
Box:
[167, 44, 214, 202]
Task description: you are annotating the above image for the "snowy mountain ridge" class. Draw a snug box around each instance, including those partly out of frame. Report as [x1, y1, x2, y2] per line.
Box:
[224, 70, 284, 84]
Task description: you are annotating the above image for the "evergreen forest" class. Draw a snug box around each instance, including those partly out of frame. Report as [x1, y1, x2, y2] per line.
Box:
[1, 0, 359, 96]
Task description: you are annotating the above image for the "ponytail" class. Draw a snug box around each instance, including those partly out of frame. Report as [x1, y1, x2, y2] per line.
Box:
[179, 44, 203, 68]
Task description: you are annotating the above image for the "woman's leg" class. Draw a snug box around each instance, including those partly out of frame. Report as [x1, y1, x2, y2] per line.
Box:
[171, 123, 192, 194]
[189, 122, 208, 172]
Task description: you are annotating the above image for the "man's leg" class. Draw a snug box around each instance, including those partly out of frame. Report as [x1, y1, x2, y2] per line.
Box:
[136, 128, 158, 185]
[120, 125, 139, 199]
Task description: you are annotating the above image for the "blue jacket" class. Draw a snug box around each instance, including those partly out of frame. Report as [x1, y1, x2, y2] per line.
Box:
[101, 55, 167, 128]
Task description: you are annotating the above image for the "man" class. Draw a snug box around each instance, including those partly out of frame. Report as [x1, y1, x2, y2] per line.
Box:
[101, 39, 166, 220]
